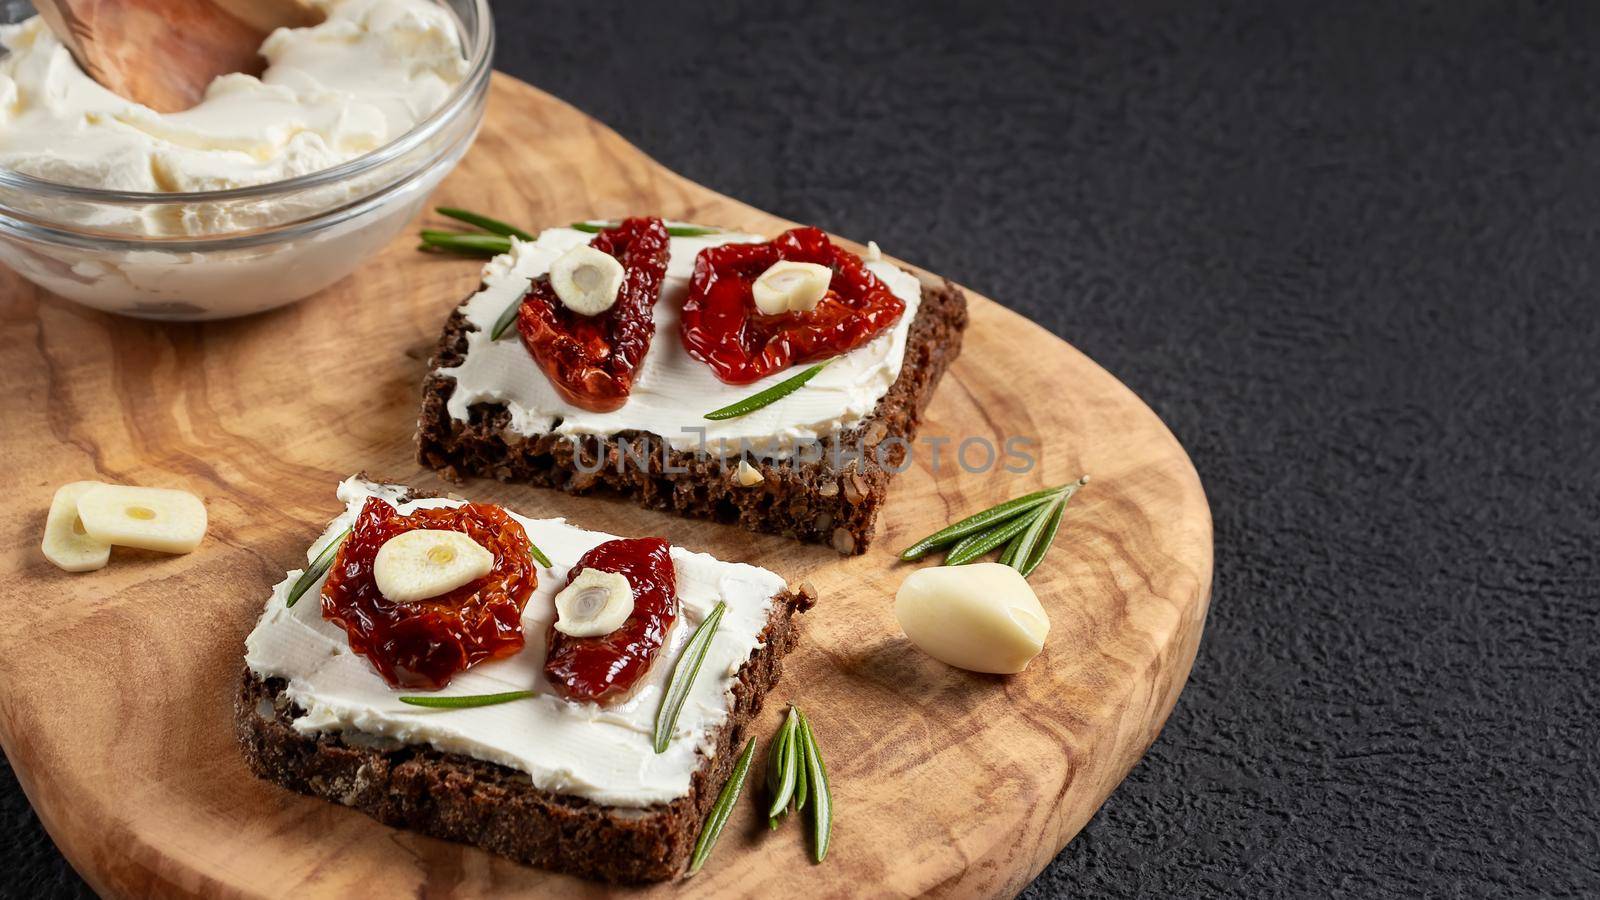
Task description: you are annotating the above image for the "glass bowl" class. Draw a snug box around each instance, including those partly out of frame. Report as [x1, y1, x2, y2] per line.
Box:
[0, 0, 493, 320]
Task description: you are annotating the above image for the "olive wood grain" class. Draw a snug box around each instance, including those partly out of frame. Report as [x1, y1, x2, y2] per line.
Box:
[0, 73, 1212, 899]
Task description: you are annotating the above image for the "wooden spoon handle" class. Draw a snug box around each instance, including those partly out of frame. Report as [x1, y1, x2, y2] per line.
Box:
[208, 0, 322, 34]
[30, 0, 323, 113]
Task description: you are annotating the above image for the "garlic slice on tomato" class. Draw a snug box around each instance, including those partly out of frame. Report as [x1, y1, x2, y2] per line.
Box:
[553, 568, 635, 637]
[752, 260, 832, 315]
[373, 529, 495, 603]
[41, 481, 111, 572]
[550, 244, 626, 316]
[76, 484, 207, 554]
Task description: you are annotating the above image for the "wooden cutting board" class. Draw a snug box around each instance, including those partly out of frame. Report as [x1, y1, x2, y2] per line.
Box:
[0, 73, 1212, 898]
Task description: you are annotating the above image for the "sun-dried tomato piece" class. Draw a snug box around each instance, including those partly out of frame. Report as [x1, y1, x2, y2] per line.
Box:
[544, 537, 678, 705]
[516, 217, 671, 412]
[680, 226, 906, 384]
[321, 498, 536, 689]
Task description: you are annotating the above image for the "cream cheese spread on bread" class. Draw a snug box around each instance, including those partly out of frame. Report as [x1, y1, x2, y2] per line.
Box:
[433, 227, 924, 459]
[244, 476, 785, 808]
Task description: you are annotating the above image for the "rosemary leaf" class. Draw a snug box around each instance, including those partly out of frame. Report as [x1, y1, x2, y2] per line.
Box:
[704, 361, 832, 421]
[398, 690, 536, 708]
[572, 221, 723, 238]
[527, 540, 553, 569]
[436, 207, 533, 240]
[1017, 476, 1088, 576]
[419, 232, 513, 257]
[286, 525, 350, 608]
[487, 288, 527, 341]
[688, 736, 757, 875]
[767, 706, 802, 818]
[796, 707, 832, 863]
[793, 716, 811, 812]
[766, 713, 794, 829]
[898, 485, 1066, 560]
[666, 224, 724, 237]
[765, 711, 793, 797]
[942, 504, 1047, 566]
[653, 602, 726, 753]
[1015, 499, 1065, 576]
[997, 529, 1025, 567]
[1003, 494, 1062, 575]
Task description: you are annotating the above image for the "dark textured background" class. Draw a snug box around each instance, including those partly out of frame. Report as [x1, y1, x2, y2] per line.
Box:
[5, 0, 1599, 896]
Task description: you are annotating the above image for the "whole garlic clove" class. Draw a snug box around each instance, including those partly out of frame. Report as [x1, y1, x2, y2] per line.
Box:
[76, 484, 207, 555]
[41, 481, 111, 572]
[373, 529, 494, 603]
[549, 244, 625, 316]
[553, 568, 635, 637]
[894, 563, 1050, 674]
[752, 260, 832, 315]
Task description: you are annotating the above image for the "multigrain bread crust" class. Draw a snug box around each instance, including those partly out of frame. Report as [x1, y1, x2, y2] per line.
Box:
[234, 486, 817, 884]
[417, 277, 969, 554]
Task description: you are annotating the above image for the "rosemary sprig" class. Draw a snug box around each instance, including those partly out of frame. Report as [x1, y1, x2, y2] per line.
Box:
[898, 485, 1063, 561]
[755, 706, 832, 860]
[1016, 481, 1084, 576]
[418, 231, 513, 257]
[765, 713, 791, 828]
[796, 707, 832, 862]
[943, 504, 1046, 565]
[688, 736, 756, 876]
[767, 706, 802, 818]
[437, 207, 533, 240]
[901, 477, 1090, 575]
[704, 361, 833, 421]
[398, 690, 537, 708]
[653, 602, 727, 753]
[418, 206, 531, 257]
[572, 221, 723, 238]
[286, 525, 350, 608]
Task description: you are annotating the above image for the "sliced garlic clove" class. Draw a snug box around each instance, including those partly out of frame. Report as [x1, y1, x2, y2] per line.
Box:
[373, 529, 494, 603]
[751, 260, 832, 315]
[41, 481, 111, 572]
[894, 563, 1050, 674]
[553, 568, 634, 637]
[735, 458, 764, 487]
[549, 244, 625, 316]
[76, 484, 207, 554]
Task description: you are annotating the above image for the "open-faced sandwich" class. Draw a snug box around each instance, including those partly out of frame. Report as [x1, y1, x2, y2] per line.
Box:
[417, 218, 968, 554]
[235, 476, 814, 883]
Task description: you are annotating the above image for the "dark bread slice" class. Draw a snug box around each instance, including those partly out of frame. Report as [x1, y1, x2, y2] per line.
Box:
[234, 484, 817, 883]
[417, 276, 968, 555]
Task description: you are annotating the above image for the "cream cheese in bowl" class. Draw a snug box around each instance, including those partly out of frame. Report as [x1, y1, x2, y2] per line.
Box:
[0, 0, 493, 319]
